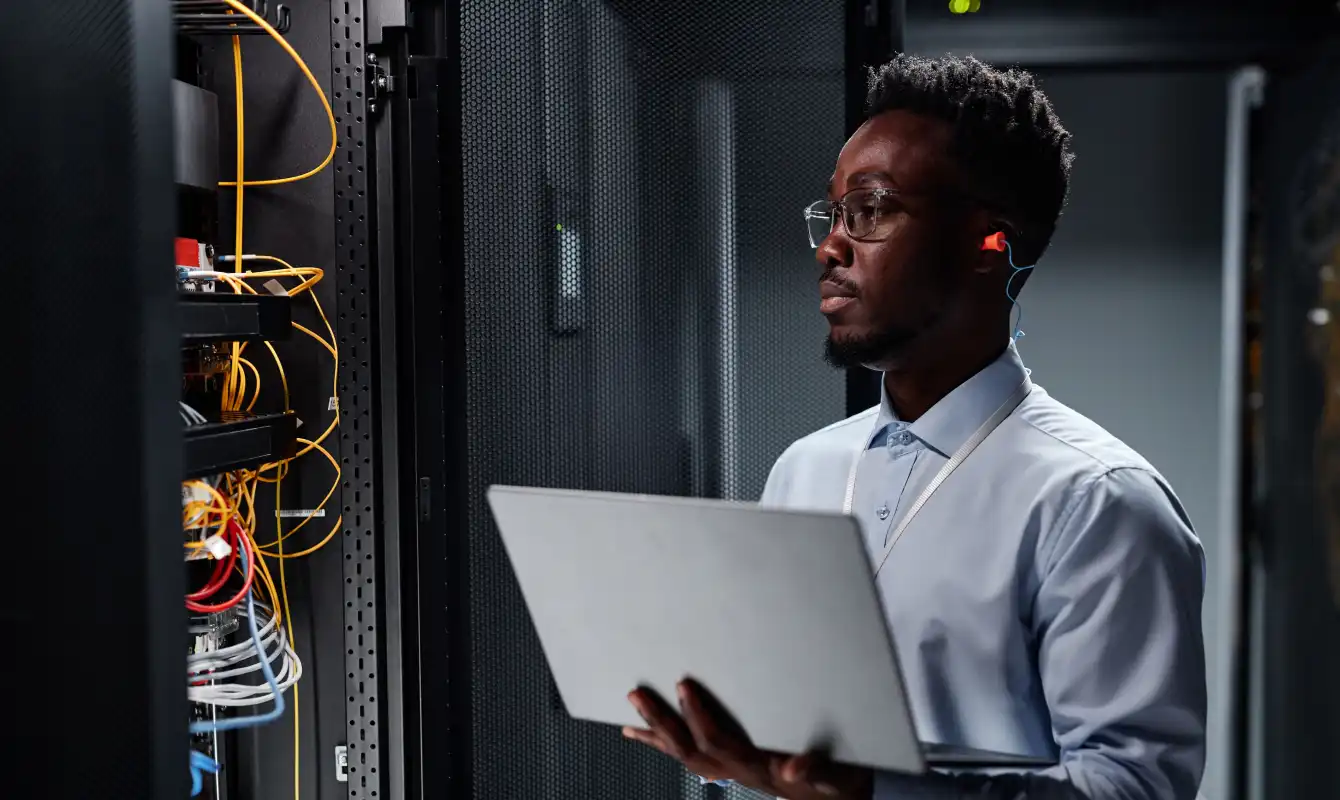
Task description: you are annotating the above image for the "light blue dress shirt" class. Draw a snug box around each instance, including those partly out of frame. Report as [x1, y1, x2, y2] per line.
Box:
[753, 344, 1207, 799]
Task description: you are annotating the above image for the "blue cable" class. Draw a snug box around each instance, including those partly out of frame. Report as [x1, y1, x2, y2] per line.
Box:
[188, 544, 286, 734]
[189, 750, 221, 797]
[1003, 240, 1034, 342]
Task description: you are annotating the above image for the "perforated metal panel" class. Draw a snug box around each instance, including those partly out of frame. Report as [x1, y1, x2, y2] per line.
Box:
[332, 2, 382, 798]
[459, 1, 845, 796]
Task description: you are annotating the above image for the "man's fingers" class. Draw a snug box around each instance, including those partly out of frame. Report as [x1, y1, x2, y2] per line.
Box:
[622, 726, 674, 757]
[678, 680, 751, 762]
[772, 752, 812, 784]
[628, 688, 696, 756]
[771, 752, 847, 797]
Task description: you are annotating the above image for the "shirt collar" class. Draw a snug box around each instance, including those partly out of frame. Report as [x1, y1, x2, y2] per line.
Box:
[868, 343, 1029, 456]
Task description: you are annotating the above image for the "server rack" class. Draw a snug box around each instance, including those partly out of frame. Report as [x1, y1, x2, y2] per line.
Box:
[7, 1, 413, 797]
[2, 1, 449, 796]
[167, 1, 456, 796]
[174, 2, 407, 797]
[433, 2, 885, 798]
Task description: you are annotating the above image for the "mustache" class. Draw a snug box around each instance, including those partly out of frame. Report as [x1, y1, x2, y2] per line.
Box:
[819, 270, 859, 295]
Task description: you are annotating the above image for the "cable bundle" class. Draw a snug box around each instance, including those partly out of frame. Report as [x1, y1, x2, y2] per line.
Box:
[189, 545, 286, 736]
[186, 545, 286, 794]
[178, 2, 341, 796]
[180, 401, 209, 426]
[188, 600, 303, 707]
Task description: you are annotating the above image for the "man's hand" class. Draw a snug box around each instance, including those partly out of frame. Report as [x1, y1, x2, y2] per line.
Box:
[621, 679, 873, 800]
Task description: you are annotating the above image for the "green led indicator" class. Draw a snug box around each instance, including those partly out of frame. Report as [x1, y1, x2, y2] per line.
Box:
[555, 223, 564, 231]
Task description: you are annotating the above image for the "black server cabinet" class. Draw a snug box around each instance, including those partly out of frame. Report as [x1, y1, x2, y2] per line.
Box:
[400, 1, 904, 798]
[2, 0, 184, 797]
[188, 3, 391, 798]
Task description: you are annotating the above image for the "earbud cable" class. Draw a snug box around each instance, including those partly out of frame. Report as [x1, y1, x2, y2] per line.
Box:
[1003, 240, 1034, 342]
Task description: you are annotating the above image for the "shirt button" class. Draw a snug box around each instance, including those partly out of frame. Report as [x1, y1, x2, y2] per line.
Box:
[898, 432, 913, 445]
[876, 505, 890, 520]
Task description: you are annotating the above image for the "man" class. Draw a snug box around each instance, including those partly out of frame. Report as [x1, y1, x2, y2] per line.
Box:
[622, 55, 1207, 799]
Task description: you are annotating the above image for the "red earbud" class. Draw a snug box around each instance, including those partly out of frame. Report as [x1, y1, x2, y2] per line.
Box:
[981, 231, 1007, 252]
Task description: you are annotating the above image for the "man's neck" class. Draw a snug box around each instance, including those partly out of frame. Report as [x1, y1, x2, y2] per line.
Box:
[882, 338, 1010, 422]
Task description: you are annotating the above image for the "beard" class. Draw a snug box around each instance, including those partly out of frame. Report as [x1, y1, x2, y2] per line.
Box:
[824, 325, 921, 369]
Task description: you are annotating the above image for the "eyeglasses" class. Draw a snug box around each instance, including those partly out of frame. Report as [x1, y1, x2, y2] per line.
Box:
[803, 186, 979, 249]
[802, 188, 906, 249]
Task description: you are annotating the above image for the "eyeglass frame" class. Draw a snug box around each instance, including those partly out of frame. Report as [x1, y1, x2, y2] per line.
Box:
[802, 186, 991, 249]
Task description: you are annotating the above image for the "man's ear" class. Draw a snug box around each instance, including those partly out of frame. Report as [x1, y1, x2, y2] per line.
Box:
[977, 218, 1022, 271]
[989, 218, 1021, 244]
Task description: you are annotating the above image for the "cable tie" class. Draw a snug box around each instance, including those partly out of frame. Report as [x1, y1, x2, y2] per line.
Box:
[203, 534, 233, 560]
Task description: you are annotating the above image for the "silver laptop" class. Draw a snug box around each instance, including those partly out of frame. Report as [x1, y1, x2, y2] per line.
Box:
[486, 485, 1056, 774]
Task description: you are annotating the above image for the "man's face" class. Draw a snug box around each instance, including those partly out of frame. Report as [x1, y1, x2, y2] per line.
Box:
[816, 110, 979, 369]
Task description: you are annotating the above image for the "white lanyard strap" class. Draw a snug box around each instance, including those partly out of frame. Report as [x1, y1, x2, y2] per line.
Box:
[843, 377, 1032, 577]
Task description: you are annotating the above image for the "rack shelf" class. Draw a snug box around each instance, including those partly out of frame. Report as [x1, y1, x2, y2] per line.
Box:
[179, 290, 292, 345]
[183, 410, 297, 478]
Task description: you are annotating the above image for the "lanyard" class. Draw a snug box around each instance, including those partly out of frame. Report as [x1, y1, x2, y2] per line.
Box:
[843, 376, 1033, 578]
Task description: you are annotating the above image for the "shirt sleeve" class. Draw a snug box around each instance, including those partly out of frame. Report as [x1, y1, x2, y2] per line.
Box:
[758, 443, 796, 507]
[874, 466, 1208, 800]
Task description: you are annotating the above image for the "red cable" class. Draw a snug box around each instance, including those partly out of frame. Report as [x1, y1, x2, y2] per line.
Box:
[197, 540, 234, 597]
[186, 518, 240, 601]
[186, 519, 255, 613]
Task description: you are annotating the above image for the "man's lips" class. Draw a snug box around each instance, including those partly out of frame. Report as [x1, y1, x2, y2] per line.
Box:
[820, 281, 857, 315]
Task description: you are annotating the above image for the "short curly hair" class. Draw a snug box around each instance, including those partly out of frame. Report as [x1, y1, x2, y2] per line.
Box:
[866, 54, 1074, 265]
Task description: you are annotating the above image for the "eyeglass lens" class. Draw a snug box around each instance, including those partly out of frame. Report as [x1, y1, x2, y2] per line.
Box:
[803, 189, 889, 248]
